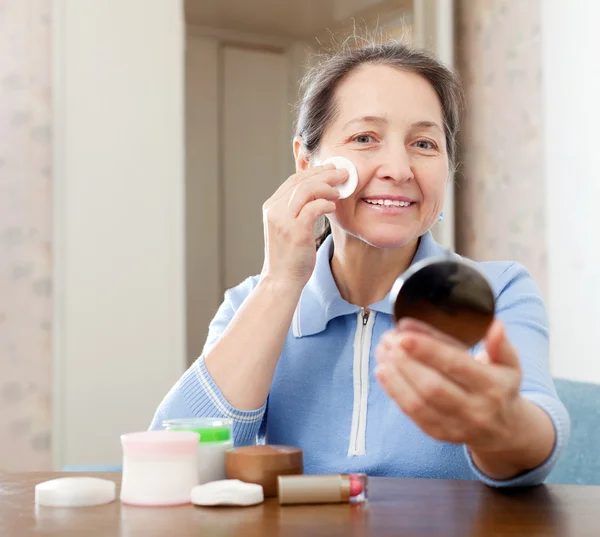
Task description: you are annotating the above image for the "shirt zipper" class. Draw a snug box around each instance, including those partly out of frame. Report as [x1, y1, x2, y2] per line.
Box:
[348, 307, 375, 457]
[356, 308, 369, 454]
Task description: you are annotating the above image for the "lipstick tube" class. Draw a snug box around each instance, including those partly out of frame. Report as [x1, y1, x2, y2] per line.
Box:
[277, 473, 368, 505]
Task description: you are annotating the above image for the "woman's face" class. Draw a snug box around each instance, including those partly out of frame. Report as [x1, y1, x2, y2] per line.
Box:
[303, 64, 449, 249]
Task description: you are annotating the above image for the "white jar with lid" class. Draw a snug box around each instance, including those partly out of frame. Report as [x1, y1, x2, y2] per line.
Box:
[163, 418, 233, 484]
[120, 430, 199, 506]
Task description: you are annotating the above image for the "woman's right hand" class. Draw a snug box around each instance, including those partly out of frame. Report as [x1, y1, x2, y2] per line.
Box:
[260, 163, 349, 288]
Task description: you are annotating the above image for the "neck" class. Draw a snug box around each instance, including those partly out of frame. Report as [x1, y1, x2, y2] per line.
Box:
[329, 232, 420, 308]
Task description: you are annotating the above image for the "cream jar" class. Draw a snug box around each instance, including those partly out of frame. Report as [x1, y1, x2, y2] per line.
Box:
[163, 418, 234, 484]
[225, 445, 303, 497]
[120, 430, 199, 506]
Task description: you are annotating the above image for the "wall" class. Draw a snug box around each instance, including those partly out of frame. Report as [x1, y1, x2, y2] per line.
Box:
[185, 31, 292, 363]
[455, 0, 600, 383]
[0, 0, 53, 471]
[542, 0, 600, 382]
[454, 0, 546, 294]
[333, 0, 390, 21]
[185, 35, 221, 367]
[53, 0, 186, 468]
[413, 0, 455, 251]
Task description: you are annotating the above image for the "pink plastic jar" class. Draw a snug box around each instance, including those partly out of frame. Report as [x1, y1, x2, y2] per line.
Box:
[120, 431, 199, 506]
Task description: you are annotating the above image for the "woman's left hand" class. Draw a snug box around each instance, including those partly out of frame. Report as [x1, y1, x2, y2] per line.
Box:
[375, 317, 524, 453]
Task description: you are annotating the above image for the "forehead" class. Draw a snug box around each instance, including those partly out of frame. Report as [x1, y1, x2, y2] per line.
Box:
[331, 64, 444, 127]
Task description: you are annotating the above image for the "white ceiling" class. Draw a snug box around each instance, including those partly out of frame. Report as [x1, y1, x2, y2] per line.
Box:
[184, 0, 410, 40]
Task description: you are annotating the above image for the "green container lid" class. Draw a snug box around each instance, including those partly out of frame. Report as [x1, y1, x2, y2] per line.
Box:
[169, 425, 230, 442]
[162, 418, 232, 443]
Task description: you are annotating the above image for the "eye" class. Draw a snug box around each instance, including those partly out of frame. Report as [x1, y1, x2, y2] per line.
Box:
[352, 133, 376, 144]
[414, 139, 437, 150]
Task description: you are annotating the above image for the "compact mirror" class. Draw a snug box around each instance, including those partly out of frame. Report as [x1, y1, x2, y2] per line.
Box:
[390, 257, 496, 347]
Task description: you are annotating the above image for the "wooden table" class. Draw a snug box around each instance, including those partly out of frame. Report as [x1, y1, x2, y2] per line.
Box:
[1, 473, 598, 536]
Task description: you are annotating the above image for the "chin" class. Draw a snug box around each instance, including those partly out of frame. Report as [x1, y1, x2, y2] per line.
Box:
[351, 226, 422, 250]
[361, 236, 414, 250]
[331, 213, 431, 250]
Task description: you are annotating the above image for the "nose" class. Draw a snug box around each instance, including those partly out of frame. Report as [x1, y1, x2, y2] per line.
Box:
[375, 146, 414, 184]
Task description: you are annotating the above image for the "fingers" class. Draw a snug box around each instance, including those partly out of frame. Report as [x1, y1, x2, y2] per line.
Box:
[484, 320, 520, 368]
[396, 317, 469, 351]
[376, 342, 470, 416]
[269, 165, 347, 206]
[380, 330, 496, 392]
[301, 164, 349, 188]
[375, 361, 462, 442]
[296, 198, 337, 232]
[375, 362, 438, 424]
[396, 317, 519, 371]
[288, 180, 341, 218]
[377, 322, 524, 448]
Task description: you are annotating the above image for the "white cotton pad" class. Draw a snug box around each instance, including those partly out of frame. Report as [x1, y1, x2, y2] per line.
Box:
[191, 479, 264, 507]
[320, 156, 358, 199]
[35, 477, 116, 507]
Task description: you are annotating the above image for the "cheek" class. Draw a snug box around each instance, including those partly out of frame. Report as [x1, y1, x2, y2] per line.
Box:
[353, 159, 376, 190]
[417, 162, 448, 200]
[333, 165, 371, 216]
[353, 178, 371, 198]
[328, 199, 359, 230]
[331, 199, 355, 219]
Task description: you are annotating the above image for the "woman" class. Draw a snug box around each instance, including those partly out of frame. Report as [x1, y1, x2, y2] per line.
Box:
[151, 41, 569, 486]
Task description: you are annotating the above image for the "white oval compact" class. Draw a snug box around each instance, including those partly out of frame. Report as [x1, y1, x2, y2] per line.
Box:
[191, 479, 264, 507]
[320, 156, 358, 199]
[35, 477, 116, 507]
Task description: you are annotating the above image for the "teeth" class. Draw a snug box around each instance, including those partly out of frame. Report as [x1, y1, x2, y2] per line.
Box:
[365, 199, 412, 207]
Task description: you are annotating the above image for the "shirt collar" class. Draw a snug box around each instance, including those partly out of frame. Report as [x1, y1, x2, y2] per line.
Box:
[292, 231, 447, 338]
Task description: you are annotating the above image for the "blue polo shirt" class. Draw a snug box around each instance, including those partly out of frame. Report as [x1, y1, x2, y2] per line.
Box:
[150, 231, 570, 487]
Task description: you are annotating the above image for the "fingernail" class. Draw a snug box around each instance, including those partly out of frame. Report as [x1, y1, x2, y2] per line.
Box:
[399, 336, 416, 352]
[398, 318, 427, 334]
[391, 333, 407, 349]
[388, 332, 401, 344]
[397, 319, 410, 330]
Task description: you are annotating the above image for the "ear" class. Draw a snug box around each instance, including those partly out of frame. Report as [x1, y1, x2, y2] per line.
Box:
[293, 136, 310, 172]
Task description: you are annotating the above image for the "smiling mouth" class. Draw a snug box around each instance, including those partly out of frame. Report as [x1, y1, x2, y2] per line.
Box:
[362, 199, 415, 207]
